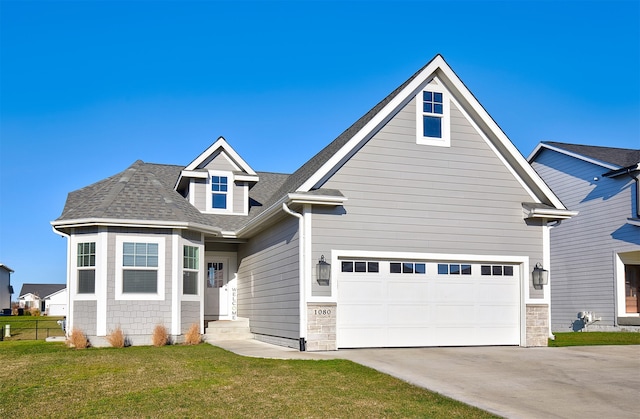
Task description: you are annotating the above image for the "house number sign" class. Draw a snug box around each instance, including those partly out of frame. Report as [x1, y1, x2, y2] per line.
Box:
[313, 308, 332, 317]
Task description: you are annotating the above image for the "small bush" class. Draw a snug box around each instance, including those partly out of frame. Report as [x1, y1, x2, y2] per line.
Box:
[152, 324, 169, 347]
[30, 307, 41, 316]
[67, 327, 89, 349]
[106, 326, 126, 348]
[183, 323, 202, 345]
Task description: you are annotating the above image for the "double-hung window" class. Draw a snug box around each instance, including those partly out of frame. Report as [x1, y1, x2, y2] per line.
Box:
[211, 175, 228, 210]
[122, 242, 159, 293]
[77, 242, 96, 294]
[416, 84, 450, 147]
[183, 246, 199, 295]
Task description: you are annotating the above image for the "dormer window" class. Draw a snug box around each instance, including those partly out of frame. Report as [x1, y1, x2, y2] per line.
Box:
[416, 85, 450, 147]
[207, 171, 233, 213]
[211, 175, 228, 209]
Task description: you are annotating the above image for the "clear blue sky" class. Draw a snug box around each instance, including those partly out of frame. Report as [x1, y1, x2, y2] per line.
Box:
[1, 0, 639, 298]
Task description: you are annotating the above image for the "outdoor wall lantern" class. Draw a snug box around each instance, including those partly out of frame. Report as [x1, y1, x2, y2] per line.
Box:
[532, 263, 549, 288]
[316, 255, 331, 286]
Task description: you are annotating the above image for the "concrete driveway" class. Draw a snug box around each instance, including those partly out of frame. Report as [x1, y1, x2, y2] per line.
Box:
[214, 340, 639, 419]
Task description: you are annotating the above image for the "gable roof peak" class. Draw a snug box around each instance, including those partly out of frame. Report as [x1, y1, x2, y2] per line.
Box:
[534, 141, 640, 169]
[184, 136, 257, 175]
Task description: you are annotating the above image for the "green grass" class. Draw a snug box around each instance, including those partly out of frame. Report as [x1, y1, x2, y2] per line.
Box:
[549, 332, 640, 347]
[0, 316, 65, 340]
[0, 340, 497, 418]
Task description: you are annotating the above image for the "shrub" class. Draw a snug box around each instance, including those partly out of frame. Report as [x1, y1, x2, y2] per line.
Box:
[106, 326, 126, 348]
[152, 324, 169, 347]
[67, 327, 89, 349]
[183, 323, 202, 345]
[30, 307, 41, 317]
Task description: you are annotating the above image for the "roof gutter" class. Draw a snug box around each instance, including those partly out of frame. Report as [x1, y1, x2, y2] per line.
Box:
[523, 207, 578, 221]
[51, 218, 223, 236]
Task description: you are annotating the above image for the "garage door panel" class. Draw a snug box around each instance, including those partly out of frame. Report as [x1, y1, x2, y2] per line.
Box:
[337, 258, 521, 348]
[387, 303, 431, 324]
[339, 303, 386, 325]
[387, 280, 429, 300]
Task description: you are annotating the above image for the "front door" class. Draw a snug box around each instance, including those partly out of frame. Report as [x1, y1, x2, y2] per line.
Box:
[205, 259, 229, 319]
[625, 265, 640, 313]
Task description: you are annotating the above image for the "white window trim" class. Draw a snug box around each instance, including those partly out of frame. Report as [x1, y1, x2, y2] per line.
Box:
[416, 82, 451, 147]
[206, 170, 234, 214]
[115, 235, 165, 301]
[182, 244, 200, 299]
[71, 234, 99, 301]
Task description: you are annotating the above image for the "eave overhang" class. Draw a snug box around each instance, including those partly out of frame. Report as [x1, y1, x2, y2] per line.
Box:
[602, 163, 640, 178]
[522, 203, 578, 221]
[51, 218, 223, 237]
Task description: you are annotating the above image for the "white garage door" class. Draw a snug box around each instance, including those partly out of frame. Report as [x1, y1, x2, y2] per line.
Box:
[337, 259, 520, 348]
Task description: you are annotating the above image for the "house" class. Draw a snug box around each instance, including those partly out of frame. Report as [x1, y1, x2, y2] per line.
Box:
[52, 55, 575, 349]
[0, 264, 13, 314]
[529, 142, 640, 331]
[19, 283, 67, 316]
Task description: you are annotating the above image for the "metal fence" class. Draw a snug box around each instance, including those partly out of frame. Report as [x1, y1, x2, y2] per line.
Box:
[0, 318, 66, 341]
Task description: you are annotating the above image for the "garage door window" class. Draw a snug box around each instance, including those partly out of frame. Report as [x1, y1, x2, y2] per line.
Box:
[390, 262, 426, 274]
[481, 265, 514, 276]
[341, 261, 379, 273]
[438, 264, 472, 275]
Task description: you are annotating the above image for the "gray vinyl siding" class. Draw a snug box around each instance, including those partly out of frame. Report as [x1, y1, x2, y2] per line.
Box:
[233, 182, 246, 214]
[237, 217, 300, 344]
[105, 228, 173, 336]
[314, 99, 544, 264]
[531, 149, 639, 330]
[192, 179, 206, 212]
[203, 152, 238, 172]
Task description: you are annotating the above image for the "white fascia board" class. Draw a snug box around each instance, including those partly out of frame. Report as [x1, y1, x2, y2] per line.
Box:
[626, 218, 640, 227]
[185, 137, 257, 175]
[296, 55, 566, 210]
[43, 288, 67, 299]
[51, 219, 223, 236]
[234, 174, 260, 182]
[297, 57, 445, 192]
[0, 264, 14, 273]
[181, 170, 209, 178]
[287, 193, 348, 206]
[436, 66, 567, 210]
[528, 143, 621, 171]
[525, 207, 578, 220]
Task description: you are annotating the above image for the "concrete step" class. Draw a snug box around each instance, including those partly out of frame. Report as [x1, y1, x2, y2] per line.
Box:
[204, 318, 253, 341]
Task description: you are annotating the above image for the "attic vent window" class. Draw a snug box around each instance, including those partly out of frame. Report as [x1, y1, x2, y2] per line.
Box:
[416, 86, 450, 147]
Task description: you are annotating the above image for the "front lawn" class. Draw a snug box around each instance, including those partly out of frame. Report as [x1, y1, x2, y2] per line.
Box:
[0, 341, 496, 418]
[549, 332, 640, 347]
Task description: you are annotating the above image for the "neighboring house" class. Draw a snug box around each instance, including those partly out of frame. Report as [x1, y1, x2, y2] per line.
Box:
[0, 264, 13, 314]
[19, 283, 67, 316]
[529, 142, 640, 331]
[52, 55, 575, 349]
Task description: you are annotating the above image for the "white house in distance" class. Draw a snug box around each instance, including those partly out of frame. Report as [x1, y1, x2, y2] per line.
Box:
[19, 284, 67, 316]
[0, 264, 13, 314]
[52, 55, 575, 349]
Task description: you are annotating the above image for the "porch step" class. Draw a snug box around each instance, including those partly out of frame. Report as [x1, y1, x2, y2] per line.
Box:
[204, 317, 254, 341]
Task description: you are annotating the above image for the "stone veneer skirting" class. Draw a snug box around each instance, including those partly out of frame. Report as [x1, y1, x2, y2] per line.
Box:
[526, 304, 549, 347]
[306, 303, 337, 351]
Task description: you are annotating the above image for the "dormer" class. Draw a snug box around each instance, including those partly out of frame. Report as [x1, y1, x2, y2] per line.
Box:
[175, 137, 259, 215]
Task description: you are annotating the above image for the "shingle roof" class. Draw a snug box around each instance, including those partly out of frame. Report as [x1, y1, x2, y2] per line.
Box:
[19, 283, 66, 299]
[55, 161, 290, 232]
[543, 142, 640, 168]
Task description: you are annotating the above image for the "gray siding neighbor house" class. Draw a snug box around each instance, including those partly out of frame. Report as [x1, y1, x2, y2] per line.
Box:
[52, 55, 575, 349]
[0, 264, 13, 314]
[529, 142, 640, 331]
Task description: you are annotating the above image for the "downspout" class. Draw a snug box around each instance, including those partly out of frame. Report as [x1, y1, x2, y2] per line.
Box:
[545, 220, 561, 340]
[51, 226, 71, 335]
[282, 203, 307, 351]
